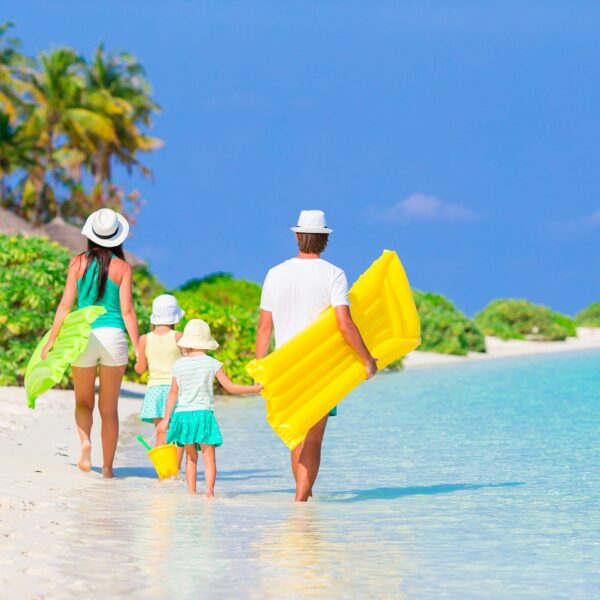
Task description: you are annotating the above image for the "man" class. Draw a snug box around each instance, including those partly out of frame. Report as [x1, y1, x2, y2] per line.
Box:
[256, 210, 378, 502]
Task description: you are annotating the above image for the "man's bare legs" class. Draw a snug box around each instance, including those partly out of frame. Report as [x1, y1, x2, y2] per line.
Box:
[292, 415, 329, 502]
[72, 366, 97, 472]
[98, 364, 126, 478]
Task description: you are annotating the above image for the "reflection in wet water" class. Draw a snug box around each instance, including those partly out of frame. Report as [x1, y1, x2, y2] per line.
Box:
[50, 353, 600, 598]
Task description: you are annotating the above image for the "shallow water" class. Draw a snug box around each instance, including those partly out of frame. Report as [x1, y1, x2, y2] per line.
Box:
[56, 351, 600, 599]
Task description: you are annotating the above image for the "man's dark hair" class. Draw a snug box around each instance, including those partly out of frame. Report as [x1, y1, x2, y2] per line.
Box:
[296, 233, 329, 255]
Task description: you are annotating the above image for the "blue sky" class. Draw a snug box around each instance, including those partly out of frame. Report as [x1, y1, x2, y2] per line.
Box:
[8, 1, 600, 315]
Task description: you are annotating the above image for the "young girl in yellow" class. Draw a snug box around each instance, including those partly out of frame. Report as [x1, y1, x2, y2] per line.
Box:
[135, 294, 184, 446]
[158, 319, 262, 497]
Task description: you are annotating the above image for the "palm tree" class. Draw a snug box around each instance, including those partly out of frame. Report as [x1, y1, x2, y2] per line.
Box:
[84, 44, 162, 191]
[0, 22, 30, 124]
[18, 47, 118, 224]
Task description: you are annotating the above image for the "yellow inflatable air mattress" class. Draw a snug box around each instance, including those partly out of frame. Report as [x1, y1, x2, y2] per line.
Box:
[246, 250, 420, 449]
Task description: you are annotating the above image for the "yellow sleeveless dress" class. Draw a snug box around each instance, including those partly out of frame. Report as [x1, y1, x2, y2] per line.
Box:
[140, 331, 181, 422]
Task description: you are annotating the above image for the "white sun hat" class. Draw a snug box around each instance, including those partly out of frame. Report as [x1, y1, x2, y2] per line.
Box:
[150, 294, 185, 325]
[291, 210, 333, 234]
[81, 208, 129, 248]
[177, 319, 219, 351]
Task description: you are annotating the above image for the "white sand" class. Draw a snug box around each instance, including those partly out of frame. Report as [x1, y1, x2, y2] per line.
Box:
[0, 383, 144, 598]
[403, 328, 600, 369]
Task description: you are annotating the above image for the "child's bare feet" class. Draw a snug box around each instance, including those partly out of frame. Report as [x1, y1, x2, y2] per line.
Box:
[77, 440, 91, 472]
[102, 468, 116, 479]
[205, 489, 215, 499]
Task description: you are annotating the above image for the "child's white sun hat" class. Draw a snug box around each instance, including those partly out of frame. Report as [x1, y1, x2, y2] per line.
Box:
[150, 294, 185, 325]
[177, 319, 219, 351]
[291, 210, 333, 234]
[81, 208, 129, 247]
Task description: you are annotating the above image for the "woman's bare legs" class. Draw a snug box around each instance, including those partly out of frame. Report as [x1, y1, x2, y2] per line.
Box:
[200, 445, 216, 498]
[153, 418, 166, 446]
[98, 364, 126, 478]
[72, 366, 97, 472]
[294, 415, 329, 502]
[185, 444, 198, 493]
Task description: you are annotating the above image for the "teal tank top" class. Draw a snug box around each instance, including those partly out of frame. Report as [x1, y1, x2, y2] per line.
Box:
[77, 256, 125, 330]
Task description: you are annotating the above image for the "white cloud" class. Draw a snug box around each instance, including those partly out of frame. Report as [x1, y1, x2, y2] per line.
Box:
[551, 209, 600, 233]
[371, 193, 480, 224]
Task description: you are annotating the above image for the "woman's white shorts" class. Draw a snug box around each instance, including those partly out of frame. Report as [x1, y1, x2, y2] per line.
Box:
[72, 327, 129, 368]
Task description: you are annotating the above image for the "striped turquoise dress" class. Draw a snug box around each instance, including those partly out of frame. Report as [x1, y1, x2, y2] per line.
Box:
[167, 354, 223, 448]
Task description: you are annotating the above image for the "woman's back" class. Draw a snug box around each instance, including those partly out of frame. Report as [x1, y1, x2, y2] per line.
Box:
[77, 255, 125, 330]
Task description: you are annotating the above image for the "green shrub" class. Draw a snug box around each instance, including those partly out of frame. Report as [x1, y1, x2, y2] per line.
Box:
[474, 299, 576, 341]
[413, 290, 486, 355]
[178, 272, 261, 312]
[174, 290, 258, 387]
[575, 302, 600, 327]
[0, 234, 72, 386]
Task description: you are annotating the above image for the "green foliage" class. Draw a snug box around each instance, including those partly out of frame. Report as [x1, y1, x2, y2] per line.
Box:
[179, 272, 261, 312]
[414, 290, 486, 355]
[0, 22, 161, 225]
[174, 287, 259, 388]
[575, 302, 600, 327]
[0, 234, 71, 385]
[474, 299, 576, 341]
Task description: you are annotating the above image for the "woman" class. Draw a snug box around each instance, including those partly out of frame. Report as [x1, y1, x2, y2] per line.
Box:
[41, 208, 139, 478]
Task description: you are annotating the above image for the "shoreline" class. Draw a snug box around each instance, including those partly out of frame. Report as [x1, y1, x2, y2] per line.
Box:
[403, 330, 600, 370]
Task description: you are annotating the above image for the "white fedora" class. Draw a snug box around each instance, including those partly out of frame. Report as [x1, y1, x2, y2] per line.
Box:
[177, 319, 219, 351]
[81, 208, 129, 248]
[291, 210, 333, 234]
[150, 294, 185, 325]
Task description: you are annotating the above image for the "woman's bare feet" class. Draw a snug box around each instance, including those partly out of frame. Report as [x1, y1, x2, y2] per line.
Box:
[102, 468, 116, 479]
[205, 489, 215, 499]
[77, 440, 92, 472]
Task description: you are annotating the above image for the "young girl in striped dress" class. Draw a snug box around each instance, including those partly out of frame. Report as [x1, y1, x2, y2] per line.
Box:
[158, 319, 262, 497]
[135, 294, 184, 446]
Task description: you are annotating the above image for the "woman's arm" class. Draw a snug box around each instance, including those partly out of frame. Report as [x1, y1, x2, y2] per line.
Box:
[119, 262, 139, 354]
[41, 256, 80, 360]
[216, 368, 262, 395]
[134, 334, 148, 374]
[157, 377, 179, 432]
[255, 310, 273, 359]
[334, 305, 378, 379]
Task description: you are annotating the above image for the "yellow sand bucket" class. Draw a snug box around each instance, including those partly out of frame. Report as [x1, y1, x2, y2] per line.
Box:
[148, 444, 179, 479]
[137, 435, 179, 479]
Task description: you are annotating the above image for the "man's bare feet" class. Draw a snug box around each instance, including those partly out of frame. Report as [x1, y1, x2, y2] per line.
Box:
[77, 440, 92, 472]
[205, 489, 215, 499]
[102, 468, 116, 479]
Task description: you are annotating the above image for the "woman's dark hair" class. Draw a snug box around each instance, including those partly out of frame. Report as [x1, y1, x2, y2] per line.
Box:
[296, 232, 329, 255]
[81, 239, 126, 302]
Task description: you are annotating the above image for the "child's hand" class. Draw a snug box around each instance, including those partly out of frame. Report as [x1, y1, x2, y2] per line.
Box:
[252, 383, 263, 394]
[156, 418, 169, 434]
[40, 341, 54, 360]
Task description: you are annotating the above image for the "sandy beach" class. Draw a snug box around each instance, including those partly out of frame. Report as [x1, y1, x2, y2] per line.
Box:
[2, 333, 600, 597]
[403, 328, 600, 369]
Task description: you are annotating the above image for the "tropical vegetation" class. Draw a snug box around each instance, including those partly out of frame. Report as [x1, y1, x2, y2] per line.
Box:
[474, 299, 576, 341]
[0, 22, 161, 226]
[413, 290, 486, 356]
[575, 302, 600, 327]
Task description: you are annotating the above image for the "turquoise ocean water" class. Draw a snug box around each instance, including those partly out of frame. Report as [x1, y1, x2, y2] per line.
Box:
[57, 351, 600, 598]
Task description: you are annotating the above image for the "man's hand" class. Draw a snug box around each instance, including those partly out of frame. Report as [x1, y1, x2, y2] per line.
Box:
[365, 357, 378, 380]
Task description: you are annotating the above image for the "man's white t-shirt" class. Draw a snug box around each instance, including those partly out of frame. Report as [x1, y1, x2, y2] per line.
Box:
[260, 258, 350, 348]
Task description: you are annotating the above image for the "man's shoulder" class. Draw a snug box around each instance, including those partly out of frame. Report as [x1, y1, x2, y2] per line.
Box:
[316, 258, 345, 275]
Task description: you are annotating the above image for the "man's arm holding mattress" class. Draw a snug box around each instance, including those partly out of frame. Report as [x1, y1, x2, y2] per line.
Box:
[256, 310, 273, 359]
[334, 305, 378, 379]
